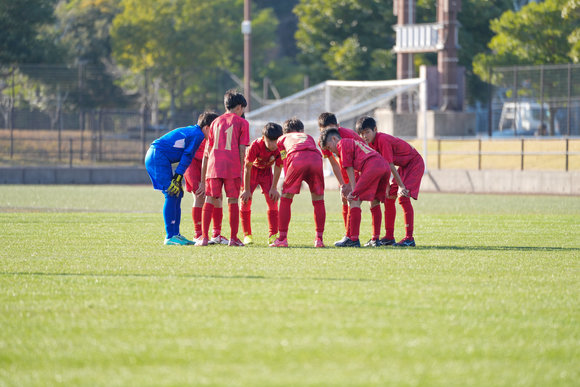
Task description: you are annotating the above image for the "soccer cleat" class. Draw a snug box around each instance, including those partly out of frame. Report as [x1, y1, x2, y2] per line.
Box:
[228, 237, 245, 247]
[334, 235, 350, 247]
[314, 237, 325, 248]
[379, 237, 397, 246]
[164, 235, 189, 246]
[269, 238, 288, 248]
[334, 237, 361, 247]
[174, 234, 196, 245]
[268, 233, 279, 245]
[364, 238, 382, 247]
[208, 235, 229, 245]
[394, 237, 416, 247]
[243, 235, 253, 245]
[194, 237, 209, 246]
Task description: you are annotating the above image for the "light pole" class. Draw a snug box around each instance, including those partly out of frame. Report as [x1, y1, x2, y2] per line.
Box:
[242, 0, 251, 111]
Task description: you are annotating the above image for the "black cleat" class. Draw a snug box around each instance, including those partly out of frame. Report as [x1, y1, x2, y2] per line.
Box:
[394, 237, 416, 247]
[334, 236, 350, 247]
[364, 238, 382, 247]
[335, 237, 361, 247]
[379, 237, 397, 246]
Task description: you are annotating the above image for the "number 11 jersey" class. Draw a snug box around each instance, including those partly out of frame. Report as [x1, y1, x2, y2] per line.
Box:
[205, 112, 250, 179]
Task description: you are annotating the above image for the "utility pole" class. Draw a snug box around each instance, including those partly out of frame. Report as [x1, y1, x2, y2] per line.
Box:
[242, 0, 252, 111]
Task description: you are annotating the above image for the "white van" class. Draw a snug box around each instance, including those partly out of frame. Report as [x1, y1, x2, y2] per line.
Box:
[498, 102, 558, 135]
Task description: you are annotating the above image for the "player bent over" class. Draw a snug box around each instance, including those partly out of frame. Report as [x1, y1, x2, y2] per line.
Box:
[356, 116, 425, 247]
[183, 112, 228, 244]
[320, 128, 390, 247]
[145, 113, 211, 245]
[270, 118, 326, 248]
[240, 122, 284, 245]
[196, 90, 250, 247]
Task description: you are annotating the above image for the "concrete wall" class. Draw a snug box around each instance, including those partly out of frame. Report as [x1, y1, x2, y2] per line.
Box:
[1, 167, 578, 195]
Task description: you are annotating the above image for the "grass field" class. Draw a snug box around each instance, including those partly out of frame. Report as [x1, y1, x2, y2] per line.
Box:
[0, 185, 579, 386]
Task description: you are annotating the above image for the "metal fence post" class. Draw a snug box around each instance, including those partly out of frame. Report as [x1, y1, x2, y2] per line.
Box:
[565, 138, 569, 172]
[437, 139, 441, 170]
[568, 64, 572, 136]
[478, 139, 482, 170]
[488, 67, 493, 137]
[69, 138, 73, 168]
[521, 139, 525, 171]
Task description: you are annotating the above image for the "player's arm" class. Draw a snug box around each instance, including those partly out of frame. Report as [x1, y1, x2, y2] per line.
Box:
[269, 165, 281, 201]
[196, 155, 208, 196]
[239, 144, 247, 179]
[389, 163, 409, 197]
[327, 154, 345, 186]
[240, 161, 253, 202]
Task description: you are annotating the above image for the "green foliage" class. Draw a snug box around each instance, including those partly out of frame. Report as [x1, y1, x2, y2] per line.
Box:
[0, 186, 579, 385]
[474, 0, 577, 81]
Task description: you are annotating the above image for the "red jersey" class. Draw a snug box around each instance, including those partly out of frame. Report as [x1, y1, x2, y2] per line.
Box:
[321, 126, 364, 159]
[205, 113, 250, 179]
[337, 138, 383, 172]
[277, 132, 321, 168]
[369, 132, 420, 167]
[246, 138, 283, 170]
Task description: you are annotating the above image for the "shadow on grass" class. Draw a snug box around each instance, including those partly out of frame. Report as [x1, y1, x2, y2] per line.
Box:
[247, 244, 579, 252]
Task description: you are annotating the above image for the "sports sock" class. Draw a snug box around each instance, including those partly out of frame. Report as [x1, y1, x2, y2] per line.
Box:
[240, 200, 252, 236]
[265, 195, 278, 236]
[312, 200, 326, 239]
[342, 204, 349, 235]
[212, 206, 223, 238]
[349, 207, 362, 241]
[278, 197, 293, 240]
[163, 194, 179, 239]
[370, 205, 382, 239]
[228, 203, 240, 241]
[384, 198, 397, 239]
[174, 195, 182, 236]
[201, 202, 214, 239]
[399, 196, 414, 239]
[192, 206, 203, 238]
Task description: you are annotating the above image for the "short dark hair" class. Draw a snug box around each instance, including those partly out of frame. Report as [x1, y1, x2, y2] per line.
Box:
[197, 111, 219, 128]
[262, 122, 283, 140]
[318, 112, 338, 129]
[282, 118, 304, 134]
[355, 116, 377, 134]
[224, 89, 247, 111]
[319, 128, 341, 148]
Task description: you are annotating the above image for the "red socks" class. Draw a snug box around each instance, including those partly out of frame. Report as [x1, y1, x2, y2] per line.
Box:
[384, 198, 396, 239]
[240, 200, 252, 236]
[342, 204, 349, 235]
[201, 202, 215, 239]
[228, 203, 239, 241]
[399, 197, 414, 239]
[266, 195, 279, 236]
[312, 200, 326, 238]
[370, 205, 382, 239]
[192, 206, 203, 238]
[348, 207, 362, 241]
[278, 197, 292, 239]
[212, 206, 223, 238]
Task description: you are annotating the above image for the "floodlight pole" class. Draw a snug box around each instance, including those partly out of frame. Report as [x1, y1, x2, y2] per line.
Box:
[242, 0, 252, 111]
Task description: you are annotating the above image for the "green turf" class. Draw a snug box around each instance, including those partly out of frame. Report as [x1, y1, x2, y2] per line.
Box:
[0, 185, 578, 386]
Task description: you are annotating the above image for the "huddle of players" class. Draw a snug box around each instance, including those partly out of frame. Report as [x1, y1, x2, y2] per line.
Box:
[146, 90, 424, 248]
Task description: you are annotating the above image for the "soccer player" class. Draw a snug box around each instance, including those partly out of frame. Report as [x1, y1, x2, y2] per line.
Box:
[240, 122, 283, 245]
[270, 118, 326, 248]
[320, 128, 390, 247]
[183, 112, 228, 244]
[355, 116, 425, 247]
[195, 90, 250, 247]
[144, 113, 211, 245]
[317, 112, 381, 246]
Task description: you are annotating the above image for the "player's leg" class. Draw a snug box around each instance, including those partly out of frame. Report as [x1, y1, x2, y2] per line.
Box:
[311, 193, 326, 248]
[365, 200, 383, 247]
[264, 193, 279, 243]
[209, 197, 228, 244]
[192, 192, 204, 239]
[394, 158, 423, 247]
[381, 181, 398, 245]
[240, 170, 260, 244]
[305, 158, 326, 247]
[271, 192, 293, 247]
[197, 179, 223, 246]
[224, 178, 243, 246]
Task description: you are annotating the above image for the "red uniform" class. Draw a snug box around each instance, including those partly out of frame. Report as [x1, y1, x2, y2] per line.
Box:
[205, 113, 250, 198]
[337, 138, 390, 202]
[277, 132, 324, 195]
[369, 132, 424, 199]
[321, 127, 364, 184]
[245, 138, 283, 194]
[184, 138, 206, 192]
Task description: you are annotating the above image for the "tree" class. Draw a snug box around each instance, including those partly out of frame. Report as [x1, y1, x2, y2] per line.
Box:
[294, 0, 396, 83]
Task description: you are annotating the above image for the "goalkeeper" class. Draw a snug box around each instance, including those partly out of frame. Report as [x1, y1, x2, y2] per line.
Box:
[145, 112, 214, 245]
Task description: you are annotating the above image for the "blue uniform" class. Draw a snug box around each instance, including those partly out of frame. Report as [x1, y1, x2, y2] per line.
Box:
[144, 124, 205, 240]
[145, 125, 205, 191]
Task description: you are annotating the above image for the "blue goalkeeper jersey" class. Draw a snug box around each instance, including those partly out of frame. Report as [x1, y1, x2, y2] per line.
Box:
[150, 124, 205, 175]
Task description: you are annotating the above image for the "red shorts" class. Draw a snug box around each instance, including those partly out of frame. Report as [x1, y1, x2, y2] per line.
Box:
[206, 177, 242, 199]
[388, 155, 425, 200]
[352, 160, 390, 202]
[283, 152, 324, 196]
[183, 158, 202, 193]
[245, 167, 273, 195]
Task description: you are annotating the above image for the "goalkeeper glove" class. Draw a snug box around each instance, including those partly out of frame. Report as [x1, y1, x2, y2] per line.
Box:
[167, 173, 183, 196]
